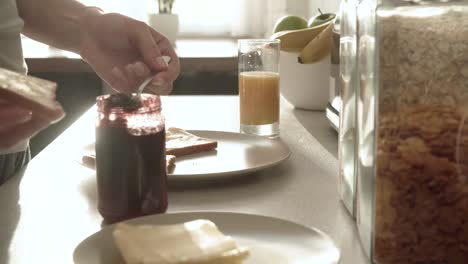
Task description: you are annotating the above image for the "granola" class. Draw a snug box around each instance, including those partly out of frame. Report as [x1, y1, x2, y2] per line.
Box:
[373, 6, 468, 264]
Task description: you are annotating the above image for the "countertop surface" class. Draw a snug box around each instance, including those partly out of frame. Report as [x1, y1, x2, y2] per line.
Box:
[0, 95, 369, 264]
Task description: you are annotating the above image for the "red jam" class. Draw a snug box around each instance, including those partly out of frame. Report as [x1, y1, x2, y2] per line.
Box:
[95, 94, 167, 224]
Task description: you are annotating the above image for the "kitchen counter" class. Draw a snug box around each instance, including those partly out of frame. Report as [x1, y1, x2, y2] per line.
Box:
[0, 95, 369, 264]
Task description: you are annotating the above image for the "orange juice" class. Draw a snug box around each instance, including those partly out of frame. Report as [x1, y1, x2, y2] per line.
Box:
[239, 71, 280, 125]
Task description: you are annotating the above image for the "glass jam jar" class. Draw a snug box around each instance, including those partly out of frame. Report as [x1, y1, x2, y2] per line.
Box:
[95, 93, 167, 224]
[356, 0, 468, 263]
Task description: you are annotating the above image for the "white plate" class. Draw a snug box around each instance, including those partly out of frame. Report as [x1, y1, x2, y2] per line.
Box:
[169, 130, 290, 181]
[73, 211, 341, 264]
[80, 130, 291, 182]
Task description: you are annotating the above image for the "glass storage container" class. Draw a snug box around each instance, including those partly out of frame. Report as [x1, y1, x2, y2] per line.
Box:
[338, 0, 359, 217]
[356, 0, 468, 263]
[326, 9, 341, 132]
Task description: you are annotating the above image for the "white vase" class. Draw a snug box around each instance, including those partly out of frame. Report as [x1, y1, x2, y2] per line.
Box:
[148, 13, 179, 46]
[279, 51, 330, 110]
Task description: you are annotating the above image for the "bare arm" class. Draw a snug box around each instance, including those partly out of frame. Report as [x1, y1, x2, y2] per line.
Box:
[15, 0, 180, 94]
[16, 0, 101, 54]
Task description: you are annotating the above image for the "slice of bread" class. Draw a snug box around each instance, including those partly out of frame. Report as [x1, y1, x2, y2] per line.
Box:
[0, 67, 64, 123]
[166, 154, 176, 173]
[166, 127, 218, 157]
[113, 220, 249, 264]
[82, 128, 217, 171]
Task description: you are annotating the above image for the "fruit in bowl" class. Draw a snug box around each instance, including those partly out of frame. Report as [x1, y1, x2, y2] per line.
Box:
[270, 10, 335, 110]
[308, 9, 336, 28]
[273, 15, 308, 33]
[271, 10, 335, 54]
[271, 23, 331, 53]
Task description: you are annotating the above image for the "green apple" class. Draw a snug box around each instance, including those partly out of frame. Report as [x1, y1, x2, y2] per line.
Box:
[273, 15, 308, 33]
[308, 9, 336, 27]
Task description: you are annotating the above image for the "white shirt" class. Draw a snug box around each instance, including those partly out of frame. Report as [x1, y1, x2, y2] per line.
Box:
[0, 0, 29, 154]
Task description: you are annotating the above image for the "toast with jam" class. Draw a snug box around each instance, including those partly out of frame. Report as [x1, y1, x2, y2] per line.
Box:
[165, 127, 218, 156]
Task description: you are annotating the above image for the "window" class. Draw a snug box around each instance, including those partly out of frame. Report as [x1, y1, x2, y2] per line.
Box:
[172, 0, 237, 37]
[76, 0, 310, 38]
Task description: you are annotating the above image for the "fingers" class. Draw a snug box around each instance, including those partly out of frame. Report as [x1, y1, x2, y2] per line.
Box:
[150, 31, 180, 95]
[106, 62, 151, 94]
[107, 66, 131, 93]
[125, 61, 151, 89]
[117, 57, 176, 95]
[109, 63, 152, 94]
[94, 18, 180, 94]
[132, 61, 151, 77]
[0, 115, 50, 149]
[146, 81, 173, 95]
[0, 100, 53, 149]
[111, 67, 174, 95]
[129, 21, 169, 73]
[0, 101, 32, 129]
[150, 29, 181, 80]
[145, 72, 175, 95]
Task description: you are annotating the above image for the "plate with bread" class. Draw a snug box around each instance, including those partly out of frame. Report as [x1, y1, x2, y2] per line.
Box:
[73, 211, 340, 264]
[80, 128, 291, 182]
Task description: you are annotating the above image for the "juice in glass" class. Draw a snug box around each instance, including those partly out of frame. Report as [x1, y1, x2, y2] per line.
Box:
[239, 71, 280, 125]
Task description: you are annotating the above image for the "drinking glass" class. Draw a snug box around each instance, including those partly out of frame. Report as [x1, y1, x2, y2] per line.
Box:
[238, 39, 280, 137]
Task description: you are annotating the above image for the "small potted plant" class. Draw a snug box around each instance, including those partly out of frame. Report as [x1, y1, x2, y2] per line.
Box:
[148, 0, 179, 46]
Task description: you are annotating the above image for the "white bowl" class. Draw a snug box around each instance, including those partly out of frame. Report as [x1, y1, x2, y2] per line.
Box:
[280, 51, 330, 110]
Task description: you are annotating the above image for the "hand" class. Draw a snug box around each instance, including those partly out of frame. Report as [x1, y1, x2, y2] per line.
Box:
[0, 99, 49, 149]
[79, 12, 180, 94]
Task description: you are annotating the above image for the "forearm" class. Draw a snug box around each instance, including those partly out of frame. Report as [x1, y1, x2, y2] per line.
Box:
[16, 0, 102, 54]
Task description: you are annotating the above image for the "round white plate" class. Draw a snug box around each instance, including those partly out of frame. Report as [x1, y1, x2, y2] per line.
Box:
[169, 130, 290, 181]
[73, 211, 340, 264]
[80, 130, 291, 182]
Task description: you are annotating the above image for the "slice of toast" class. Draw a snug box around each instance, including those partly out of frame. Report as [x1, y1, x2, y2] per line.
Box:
[82, 128, 217, 171]
[166, 127, 218, 157]
[82, 154, 177, 173]
[0, 67, 65, 123]
[113, 220, 249, 264]
[166, 154, 176, 173]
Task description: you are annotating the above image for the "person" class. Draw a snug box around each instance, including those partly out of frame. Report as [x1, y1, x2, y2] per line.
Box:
[0, 0, 181, 185]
